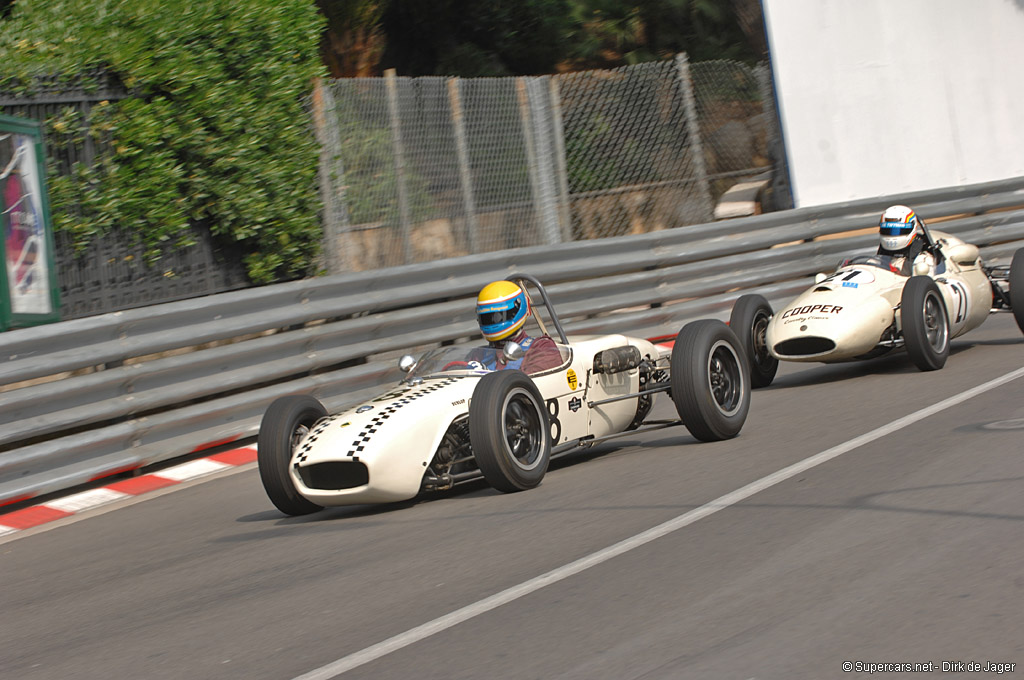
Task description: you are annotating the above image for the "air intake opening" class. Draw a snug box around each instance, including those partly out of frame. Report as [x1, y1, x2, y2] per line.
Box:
[774, 337, 836, 357]
[298, 461, 369, 490]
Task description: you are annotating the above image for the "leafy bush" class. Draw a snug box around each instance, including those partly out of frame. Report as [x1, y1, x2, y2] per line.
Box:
[0, 0, 327, 284]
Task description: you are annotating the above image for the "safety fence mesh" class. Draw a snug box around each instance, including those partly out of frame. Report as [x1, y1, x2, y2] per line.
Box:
[0, 55, 779, 318]
[317, 54, 777, 272]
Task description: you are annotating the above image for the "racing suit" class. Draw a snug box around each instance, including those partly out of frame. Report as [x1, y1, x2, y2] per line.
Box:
[479, 330, 564, 374]
[878, 238, 936, 277]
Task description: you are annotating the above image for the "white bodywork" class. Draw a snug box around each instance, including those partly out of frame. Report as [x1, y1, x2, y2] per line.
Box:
[291, 335, 666, 507]
[767, 231, 992, 362]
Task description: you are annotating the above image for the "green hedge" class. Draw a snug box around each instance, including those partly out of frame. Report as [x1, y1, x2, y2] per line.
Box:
[0, 0, 327, 284]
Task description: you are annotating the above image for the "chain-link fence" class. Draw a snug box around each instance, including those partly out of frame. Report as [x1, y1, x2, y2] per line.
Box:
[316, 54, 778, 272]
[691, 60, 773, 179]
[0, 55, 780, 318]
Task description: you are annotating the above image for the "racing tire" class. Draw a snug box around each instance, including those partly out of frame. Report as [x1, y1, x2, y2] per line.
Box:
[258, 395, 327, 516]
[901, 276, 950, 371]
[670, 319, 750, 442]
[728, 294, 779, 388]
[1010, 248, 1024, 334]
[469, 370, 551, 493]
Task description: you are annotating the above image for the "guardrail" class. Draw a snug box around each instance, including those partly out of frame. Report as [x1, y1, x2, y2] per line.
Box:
[3, 176, 1024, 506]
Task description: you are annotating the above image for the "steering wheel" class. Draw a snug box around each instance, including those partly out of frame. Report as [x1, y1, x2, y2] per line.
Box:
[442, 360, 472, 371]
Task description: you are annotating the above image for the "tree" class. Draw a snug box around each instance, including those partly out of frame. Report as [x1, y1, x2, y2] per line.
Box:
[564, 0, 760, 69]
[380, 0, 575, 76]
[0, 0, 327, 284]
[316, 0, 388, 77]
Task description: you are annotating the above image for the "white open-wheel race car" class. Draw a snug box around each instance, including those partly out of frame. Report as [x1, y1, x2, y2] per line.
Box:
[727, 225, 1024, 387]
[258, 274, 751, 516]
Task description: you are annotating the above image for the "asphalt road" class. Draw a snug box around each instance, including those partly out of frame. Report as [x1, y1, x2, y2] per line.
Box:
[2, 313, 1022, 680]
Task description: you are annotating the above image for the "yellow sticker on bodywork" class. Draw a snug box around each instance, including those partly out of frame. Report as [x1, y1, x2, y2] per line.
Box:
[566, 369, 578, 390]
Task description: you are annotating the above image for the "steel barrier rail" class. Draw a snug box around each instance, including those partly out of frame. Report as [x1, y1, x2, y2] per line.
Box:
[2, 176, 1024, 506]
[9, 211, 1023, 448]
[4, 181, 1023, 385]
[4, 179, 1023, 385]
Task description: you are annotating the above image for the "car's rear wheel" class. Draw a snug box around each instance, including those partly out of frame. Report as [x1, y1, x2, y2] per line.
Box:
[901, 276, 950, 371]
[469, 370, 551, 493]
[1009, 248, 1024, 335]
[729, 294, 778, 388]
[258, 395, 326, 516]
[670, 320, 750, 442]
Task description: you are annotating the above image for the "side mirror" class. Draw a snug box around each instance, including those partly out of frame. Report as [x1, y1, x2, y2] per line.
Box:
[503, 341, 524, 362]
[814, 272, 828, 283]
[398, 354, 417, 373]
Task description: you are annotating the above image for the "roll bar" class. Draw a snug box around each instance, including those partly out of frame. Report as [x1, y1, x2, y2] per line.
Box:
[505, 272, 569, 344]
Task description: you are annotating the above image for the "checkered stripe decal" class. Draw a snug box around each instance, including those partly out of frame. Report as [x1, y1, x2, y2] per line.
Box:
[296, 415, 340, 464]
[346, 378, 460, 458]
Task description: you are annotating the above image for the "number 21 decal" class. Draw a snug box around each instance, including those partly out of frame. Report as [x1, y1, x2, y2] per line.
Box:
[948, 281, 969, 324]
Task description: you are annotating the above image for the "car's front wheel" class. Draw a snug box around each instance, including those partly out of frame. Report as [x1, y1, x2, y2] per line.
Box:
[729, 293, 778, 388]
[901, 276, 950, 371]
[258, 395, 326, 516]
[1009, 247, 1024, 335]
[469, 370, 551, 493]
[670, 320, 750, 442]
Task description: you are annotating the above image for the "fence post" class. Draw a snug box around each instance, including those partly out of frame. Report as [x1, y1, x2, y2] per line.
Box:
[675, 53, 714, 223]
[447, 77, 479, 254]
[312, 78, 354, 273]
[519, 77, 562, 246]
[548, 76, 573, 242]
[385, 69, 414, 264]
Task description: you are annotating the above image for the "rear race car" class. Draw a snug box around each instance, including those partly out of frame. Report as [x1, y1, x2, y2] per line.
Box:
[728, 240, 1024, 388]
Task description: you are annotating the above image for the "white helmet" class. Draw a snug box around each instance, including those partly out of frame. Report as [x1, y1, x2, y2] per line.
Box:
[879, 205, 920, 251]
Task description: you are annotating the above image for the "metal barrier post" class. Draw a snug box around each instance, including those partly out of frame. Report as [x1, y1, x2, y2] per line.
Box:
[548, 76, 573, 242]
[675, 53, 714, 222]
[385, 69, 413, 264]
[313, 79, 354, 274]
[521, 77, 562, 245]
[448, 77, 479, 254]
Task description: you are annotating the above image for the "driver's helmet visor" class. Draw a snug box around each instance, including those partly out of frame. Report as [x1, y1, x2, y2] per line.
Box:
[880, 220, 915, 236]
[477, 297, 525, 335]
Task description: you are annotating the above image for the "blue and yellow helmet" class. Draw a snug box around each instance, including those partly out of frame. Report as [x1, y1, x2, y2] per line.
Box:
[476, 280, 529, 342]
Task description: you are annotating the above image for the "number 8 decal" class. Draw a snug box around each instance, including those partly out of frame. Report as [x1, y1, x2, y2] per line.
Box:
[546, 398, 561, 448]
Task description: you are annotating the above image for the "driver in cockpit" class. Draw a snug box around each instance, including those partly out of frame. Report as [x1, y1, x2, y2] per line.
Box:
[877, 205, 938, 277]
[474, 280, 564, 374]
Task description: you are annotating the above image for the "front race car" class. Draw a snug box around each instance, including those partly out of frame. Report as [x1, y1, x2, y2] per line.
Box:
[292, 371, 479, 506]
[263, 344, 531, 511]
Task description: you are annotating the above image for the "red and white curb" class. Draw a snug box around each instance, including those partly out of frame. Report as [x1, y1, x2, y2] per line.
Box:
[0, 446, 257, 537]
[651, 336, 676, 351]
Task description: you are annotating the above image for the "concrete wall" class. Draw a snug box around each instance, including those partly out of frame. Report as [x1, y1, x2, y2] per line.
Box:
[763, 0, 1024, 208]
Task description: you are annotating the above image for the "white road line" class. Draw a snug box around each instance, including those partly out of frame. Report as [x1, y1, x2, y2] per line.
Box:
[294, 365, 1024, 680]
